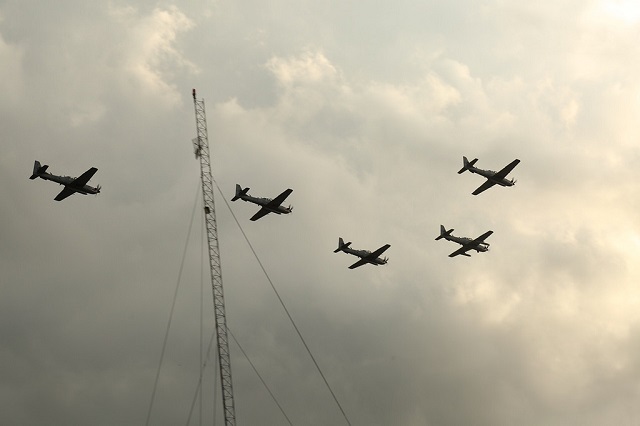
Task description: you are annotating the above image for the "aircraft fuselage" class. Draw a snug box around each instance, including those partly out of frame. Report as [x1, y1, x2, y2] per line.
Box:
[466, 165, 515, 187]
[237, 194, 292, 214]
[37, 171, 100, 195]
[441, 233, 489, 252]
[341, 247, 388, 265]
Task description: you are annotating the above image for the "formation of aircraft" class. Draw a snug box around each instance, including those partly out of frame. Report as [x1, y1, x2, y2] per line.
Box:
[435, 225, 493, 258]
[29, 153, 518, 263]
[333, 238, 390, 269]
[458, 156, 520, 195]
[29, 160, 100, 201]
[231, 184, 293, 221]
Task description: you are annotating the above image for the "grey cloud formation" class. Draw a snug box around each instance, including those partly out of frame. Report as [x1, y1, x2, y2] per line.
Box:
[2, 0, 640, 425]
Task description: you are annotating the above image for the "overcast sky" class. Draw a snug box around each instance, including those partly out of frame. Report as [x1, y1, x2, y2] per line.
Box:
[2, 0, 640, 425]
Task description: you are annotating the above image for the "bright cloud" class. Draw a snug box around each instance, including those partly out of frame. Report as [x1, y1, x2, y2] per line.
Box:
[109, 5, 197, 106]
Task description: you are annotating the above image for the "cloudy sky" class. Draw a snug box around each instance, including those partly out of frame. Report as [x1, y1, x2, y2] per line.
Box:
[2, 0, 640, 425]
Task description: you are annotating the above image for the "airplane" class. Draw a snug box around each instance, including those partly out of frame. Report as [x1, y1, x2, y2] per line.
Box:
[435, 225, 493, 258]
[333, 237, 390, 269]
[231, 184, 293, 221]
[29, 160, 101, 201]
[458, 156, 520, 195]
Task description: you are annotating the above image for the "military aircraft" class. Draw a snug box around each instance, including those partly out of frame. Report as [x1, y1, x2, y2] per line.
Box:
[29, 160, 101, 201]
[435, 225, 493, 257]
[334, 237, 390, 269]
[231, 184, 293, 221]
[458, 156, 520, 195]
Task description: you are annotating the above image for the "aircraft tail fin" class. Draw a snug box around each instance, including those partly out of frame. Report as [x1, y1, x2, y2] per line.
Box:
[231, 184, 250, 201]
[457, 156, 478, 174]
[29, 160, 49, 179]
[435, 225, 454, 240]
[333, 237, 352, 253]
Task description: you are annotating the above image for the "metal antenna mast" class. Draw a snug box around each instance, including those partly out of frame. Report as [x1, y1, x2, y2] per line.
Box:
[191, 89, 236, 425]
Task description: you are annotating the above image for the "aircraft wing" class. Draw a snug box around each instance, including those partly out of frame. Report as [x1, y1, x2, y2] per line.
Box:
[471, 230, 493, 244]
[54, 186, 77, 201]
[368, 244, 391, 259]
[493, 159, 520, 180]
[348, 258, 370, 269]
[70, 167, 98, 187]
[266, 188, 293, 208]
[250, 207, 271, 221]
[448, 246, 472, 257]
[472, 179, 496, 195]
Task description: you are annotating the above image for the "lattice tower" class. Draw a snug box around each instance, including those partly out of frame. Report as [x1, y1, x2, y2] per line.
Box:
[191, 88, 236, 425]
